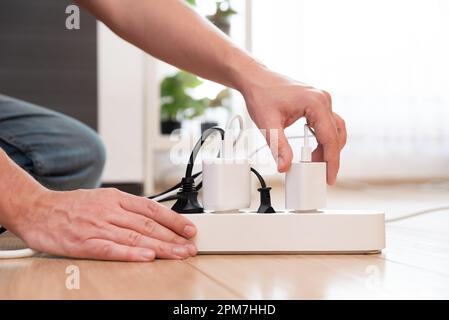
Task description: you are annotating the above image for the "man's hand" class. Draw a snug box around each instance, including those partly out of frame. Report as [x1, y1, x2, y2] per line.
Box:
[239, 68, 347, 184]
[14, 188, 197, 261]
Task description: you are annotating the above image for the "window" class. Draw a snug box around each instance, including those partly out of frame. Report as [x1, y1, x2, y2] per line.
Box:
[250, 0, 449, 179]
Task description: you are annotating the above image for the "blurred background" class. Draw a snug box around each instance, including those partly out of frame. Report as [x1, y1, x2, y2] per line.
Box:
[1, 0, 448, 196]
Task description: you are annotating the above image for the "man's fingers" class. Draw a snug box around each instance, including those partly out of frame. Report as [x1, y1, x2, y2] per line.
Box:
[109, 211, 197, 255]
[101, 224, 192, 259]
[118, 193, 197, 239]
[305, 106, 340, 185]
[312, 144, 324, 162]
[333, 112, 347, 149]
[80, 238, 155, 262]
[277, 129, 293, 172]
[263, 127, 293, 172]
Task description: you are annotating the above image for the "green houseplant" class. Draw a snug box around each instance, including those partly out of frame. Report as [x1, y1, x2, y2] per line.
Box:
[160, 71, 209, 134]
[207, 0, 237, 35]
[158, 0, 236, 134]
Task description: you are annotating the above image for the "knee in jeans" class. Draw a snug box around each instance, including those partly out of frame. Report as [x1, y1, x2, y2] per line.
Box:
[81, 130, 106, 186]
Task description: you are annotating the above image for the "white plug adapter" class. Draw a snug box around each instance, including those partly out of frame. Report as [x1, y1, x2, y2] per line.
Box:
[202, 158, 251, 212]
[285, 125, 327, 211]
[285, 161, 327, 211]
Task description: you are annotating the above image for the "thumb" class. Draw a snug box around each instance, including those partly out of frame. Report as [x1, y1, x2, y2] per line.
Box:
[270, 128, 293, 172]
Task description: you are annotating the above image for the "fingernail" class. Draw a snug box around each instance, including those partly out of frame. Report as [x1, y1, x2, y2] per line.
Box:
[186, 244, 197, 256]
[172, 246, 189, 256]
[183, 225, 196, 237]
[140, 250, 155, 261]
[277, 154, 285, 170]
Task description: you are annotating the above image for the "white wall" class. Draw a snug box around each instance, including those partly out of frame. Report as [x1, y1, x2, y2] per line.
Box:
[97, 22, 146, 183]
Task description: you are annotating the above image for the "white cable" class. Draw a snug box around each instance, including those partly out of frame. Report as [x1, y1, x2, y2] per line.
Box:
[0, 228, 37, 259]
[0, 248, 37, 259]
[385, 205, 449, 223]
[151, 188, 179, 202]
[151, 173, 203, 202]
[301, 125, 312, 162]
[225, 114, 244, 146]
[223, 114, 244, 158]
[248, 135, 305, 158]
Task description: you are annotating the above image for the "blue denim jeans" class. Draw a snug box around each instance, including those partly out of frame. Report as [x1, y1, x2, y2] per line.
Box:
[0, 94, 105, 190]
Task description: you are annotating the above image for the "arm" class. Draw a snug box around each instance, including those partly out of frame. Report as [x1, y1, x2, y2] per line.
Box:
[0, 149, 197, 261]
[76, 0, 347, 183]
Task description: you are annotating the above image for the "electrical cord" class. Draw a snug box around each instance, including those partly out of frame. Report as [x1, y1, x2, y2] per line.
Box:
[185, 127, 225, 178]
[148, 115, 244, 202]
[0, 248, 36, 259]
[171, 127, 225, 213]
[156, 195, 180, 203]
[250, 167, 276, 213]
[0, 227, 37, 259]
[249, 125, 316, 159]
[148, 171, 202, 201]
[385, 205, 449, 223]
[250, 167, 267, 188]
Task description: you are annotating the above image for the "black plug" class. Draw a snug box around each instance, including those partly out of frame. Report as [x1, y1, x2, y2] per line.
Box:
[171, 177, 203, 214]
[256, 187, 276, 213]
[250, 167, 276, 213]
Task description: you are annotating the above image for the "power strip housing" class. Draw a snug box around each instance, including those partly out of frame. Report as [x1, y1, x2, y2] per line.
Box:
[182, 210, 385, 254]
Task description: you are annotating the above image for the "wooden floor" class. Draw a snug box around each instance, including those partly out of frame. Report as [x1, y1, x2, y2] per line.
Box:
[1, 182, 449, 299]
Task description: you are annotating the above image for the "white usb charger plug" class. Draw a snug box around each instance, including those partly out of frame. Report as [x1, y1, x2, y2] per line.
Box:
[285, 125, 327, 211]
[202, 158, 251, 212]
[202, 115, 251, 212]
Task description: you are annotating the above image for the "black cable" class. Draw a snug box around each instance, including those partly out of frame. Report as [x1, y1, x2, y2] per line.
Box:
[250, 167, 276, 213]
[250, 167, 267, 188]
[185, 127, 225, 178]
[172, 127, 225, 213]
[148, 127, 223, 201]
[147, 171, 202, 199]
[305, 123, 316, 137]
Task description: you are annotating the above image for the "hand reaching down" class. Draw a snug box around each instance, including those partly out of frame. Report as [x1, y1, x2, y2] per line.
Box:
[240, 68, 347, 184]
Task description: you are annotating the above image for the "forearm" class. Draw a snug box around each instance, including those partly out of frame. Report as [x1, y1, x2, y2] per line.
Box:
[76, 0, 262, 92]
[0, 149, 46, 234]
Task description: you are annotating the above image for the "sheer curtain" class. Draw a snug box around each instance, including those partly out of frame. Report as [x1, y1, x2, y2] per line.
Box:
[251, 0, 449, 179]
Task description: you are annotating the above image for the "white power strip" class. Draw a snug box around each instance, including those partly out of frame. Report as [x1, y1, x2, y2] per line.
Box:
[182, 210, 385, 254]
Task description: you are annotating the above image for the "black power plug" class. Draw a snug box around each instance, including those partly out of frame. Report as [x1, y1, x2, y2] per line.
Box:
[256, 186, 276, 213]
[251, 167, 276, 213]
[171, 177, 203, 214]
[171, 127, 225, 214]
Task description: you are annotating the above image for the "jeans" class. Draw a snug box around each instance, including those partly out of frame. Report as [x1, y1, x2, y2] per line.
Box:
[0, 94, 105, 190]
